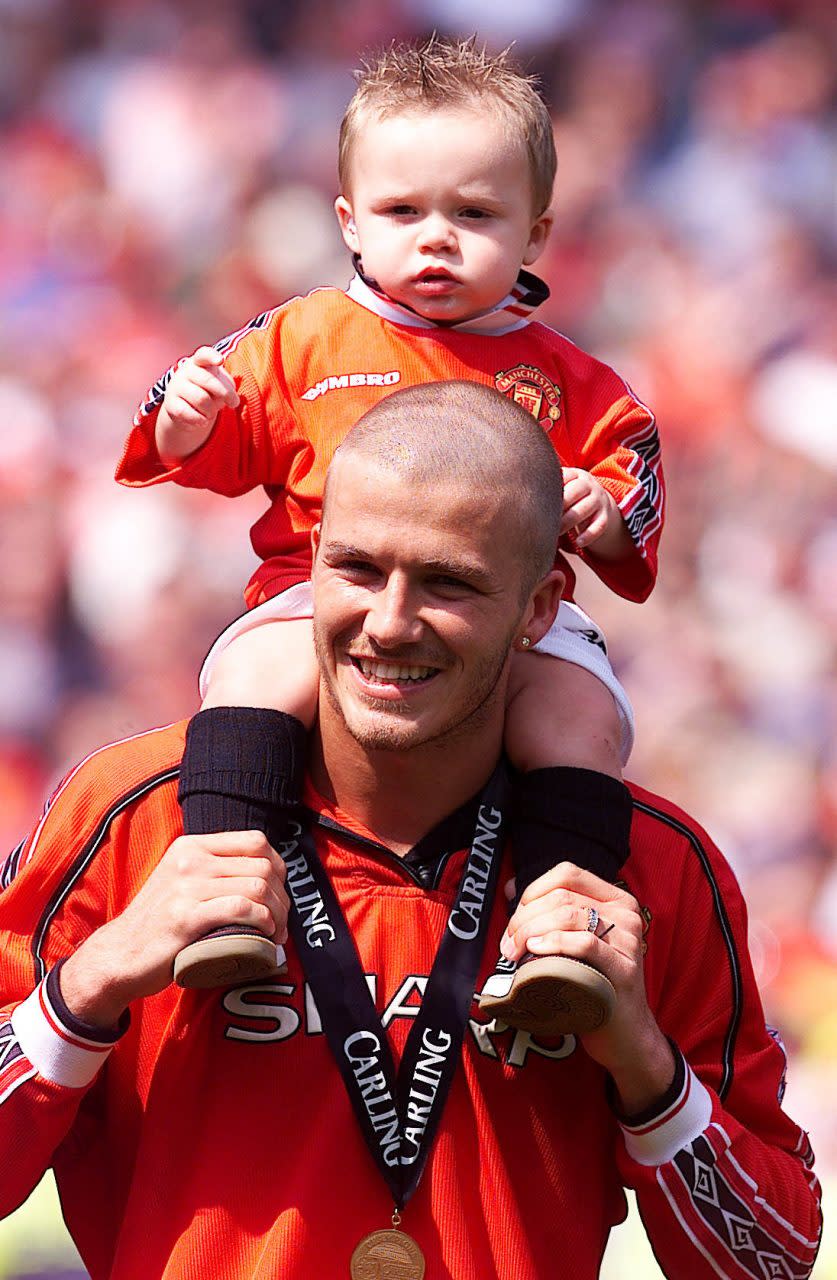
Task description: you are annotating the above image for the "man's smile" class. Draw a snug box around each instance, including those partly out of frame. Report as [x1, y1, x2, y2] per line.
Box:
[349, 655, 440, 686]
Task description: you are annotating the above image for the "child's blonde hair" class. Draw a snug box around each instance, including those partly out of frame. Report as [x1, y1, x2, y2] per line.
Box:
[338, 36, 557, 216]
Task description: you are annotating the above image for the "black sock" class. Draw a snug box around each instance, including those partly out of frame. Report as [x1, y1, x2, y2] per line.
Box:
[511, 767, 633, 909]
[178, 706, 307, 842]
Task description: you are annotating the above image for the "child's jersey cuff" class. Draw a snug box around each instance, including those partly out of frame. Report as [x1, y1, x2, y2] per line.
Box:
[10, 962, 130, 1089]
[613, 1042, 713, 1167]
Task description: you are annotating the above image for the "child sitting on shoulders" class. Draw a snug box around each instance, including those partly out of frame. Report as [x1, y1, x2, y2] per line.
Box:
[117, 37, 664, 1037]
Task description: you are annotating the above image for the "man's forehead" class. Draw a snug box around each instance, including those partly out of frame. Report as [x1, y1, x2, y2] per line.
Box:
[325, 455, 496, 530]
[320, 459, 510, 581]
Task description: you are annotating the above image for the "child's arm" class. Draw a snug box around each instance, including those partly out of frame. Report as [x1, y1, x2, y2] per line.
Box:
[555, 352, 665, 602]
[560, 466, 635, 562]
[154, 346, 240, 465]
[117, 306, 301, 498]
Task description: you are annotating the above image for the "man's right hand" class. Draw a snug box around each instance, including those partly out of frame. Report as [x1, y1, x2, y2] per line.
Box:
[155, 346, 240, 463]
[59, 832, 289, 1027]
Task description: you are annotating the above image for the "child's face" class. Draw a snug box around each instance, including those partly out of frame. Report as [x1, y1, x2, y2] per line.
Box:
[335, 107, 553, 325]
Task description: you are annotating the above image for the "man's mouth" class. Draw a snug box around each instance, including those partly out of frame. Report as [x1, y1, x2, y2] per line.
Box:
[351, 656, 438, 684]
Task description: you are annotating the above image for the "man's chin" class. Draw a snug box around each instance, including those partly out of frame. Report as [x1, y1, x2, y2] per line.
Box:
[343, 710, 426, 753]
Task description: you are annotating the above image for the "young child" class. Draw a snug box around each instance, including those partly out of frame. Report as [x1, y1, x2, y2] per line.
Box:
[117, 38, 664, 1038]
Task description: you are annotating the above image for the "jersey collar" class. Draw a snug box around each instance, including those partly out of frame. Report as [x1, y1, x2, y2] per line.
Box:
[346, 257, 549, 336]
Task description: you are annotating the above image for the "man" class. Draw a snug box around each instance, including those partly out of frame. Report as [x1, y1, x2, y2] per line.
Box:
[0, 383, 822, 1278]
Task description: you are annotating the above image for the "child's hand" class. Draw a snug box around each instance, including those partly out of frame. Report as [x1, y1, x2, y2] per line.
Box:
[156, 347, 240, 462]
[560, 467, 617, 549]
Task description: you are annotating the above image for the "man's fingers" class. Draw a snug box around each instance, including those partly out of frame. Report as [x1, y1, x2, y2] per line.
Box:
[188, 895, 277, 941]
[532, 920, 642, 967]
[171, 829, 278, 857]
[505, 896, 639, 961]
[518, 861, 631, 907]
[502, 901, 600, 956]
[193, 877, 288, 935]
[168, 831, 287, 879]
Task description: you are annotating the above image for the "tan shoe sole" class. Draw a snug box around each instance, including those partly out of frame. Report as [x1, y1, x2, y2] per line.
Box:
[173, 930, 286, 989]
[479, 955, 616, 1036]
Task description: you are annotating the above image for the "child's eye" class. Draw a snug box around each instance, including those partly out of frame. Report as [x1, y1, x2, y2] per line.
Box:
[460, 207, 491, 220]
[385, 204, 417, 217]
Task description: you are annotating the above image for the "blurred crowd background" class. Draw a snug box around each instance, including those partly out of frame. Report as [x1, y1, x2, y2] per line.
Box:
[0, 0, 835, 1275]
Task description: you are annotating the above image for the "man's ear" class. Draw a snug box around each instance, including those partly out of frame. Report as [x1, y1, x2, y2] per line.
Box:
[515, 569, 564, 649]
[311, 523, 322, 563]
[334, 196, 360, 254]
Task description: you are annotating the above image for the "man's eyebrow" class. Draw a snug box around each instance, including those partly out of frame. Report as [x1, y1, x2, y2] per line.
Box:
[319, 541, 372, 560]
[423, 556, 498, 590]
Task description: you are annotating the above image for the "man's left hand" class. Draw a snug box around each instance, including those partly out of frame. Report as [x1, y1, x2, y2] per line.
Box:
[501, 863, 676, 1114]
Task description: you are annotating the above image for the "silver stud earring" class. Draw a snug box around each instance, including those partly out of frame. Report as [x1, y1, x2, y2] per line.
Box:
[520, 637, 531, 648]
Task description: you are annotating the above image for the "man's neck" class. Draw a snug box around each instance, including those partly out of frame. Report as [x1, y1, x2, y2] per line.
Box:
[309, 707, 504, 857]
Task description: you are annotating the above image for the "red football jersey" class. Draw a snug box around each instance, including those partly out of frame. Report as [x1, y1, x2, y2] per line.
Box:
[0, 723, 821, 1279]
[117, 275, 664, 609]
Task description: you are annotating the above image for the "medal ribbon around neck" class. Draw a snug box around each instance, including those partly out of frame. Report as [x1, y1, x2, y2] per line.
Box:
[281, 764, 510, 1210]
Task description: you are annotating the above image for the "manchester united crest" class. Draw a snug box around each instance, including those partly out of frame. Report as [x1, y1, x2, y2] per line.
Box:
[494, 365, 561, 432]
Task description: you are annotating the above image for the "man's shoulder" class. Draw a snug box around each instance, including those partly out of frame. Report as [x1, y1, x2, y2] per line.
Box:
[1, 722, 185, 903]
[625, 781, 741, 900]
[40, 721, 186, 832]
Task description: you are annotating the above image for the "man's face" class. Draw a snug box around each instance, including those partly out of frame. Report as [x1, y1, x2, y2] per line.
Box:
[335, 107, 552, 325]
[312, 454, 530, 753]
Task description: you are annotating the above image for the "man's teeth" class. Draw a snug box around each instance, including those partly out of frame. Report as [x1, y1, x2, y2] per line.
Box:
[356, 659, 434, 682]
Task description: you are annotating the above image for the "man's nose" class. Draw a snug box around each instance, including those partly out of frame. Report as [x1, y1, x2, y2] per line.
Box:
[363, 576, 423, 647]
[417, 214, 457, 253]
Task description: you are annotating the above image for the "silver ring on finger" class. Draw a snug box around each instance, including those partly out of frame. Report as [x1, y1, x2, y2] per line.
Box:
[585, 906, 599, 934]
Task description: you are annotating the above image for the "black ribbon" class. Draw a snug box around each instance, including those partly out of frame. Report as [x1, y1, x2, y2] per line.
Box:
[281, 765, 510, 1209]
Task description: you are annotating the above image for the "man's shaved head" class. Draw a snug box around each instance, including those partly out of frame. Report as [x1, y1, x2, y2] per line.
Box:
[323, 381, 563, 597]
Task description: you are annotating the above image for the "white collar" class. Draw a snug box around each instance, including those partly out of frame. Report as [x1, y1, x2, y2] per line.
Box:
[346, 266, 549, 337]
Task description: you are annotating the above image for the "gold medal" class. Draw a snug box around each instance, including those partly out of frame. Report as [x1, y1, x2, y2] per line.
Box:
[350, 1228, 425, 1279]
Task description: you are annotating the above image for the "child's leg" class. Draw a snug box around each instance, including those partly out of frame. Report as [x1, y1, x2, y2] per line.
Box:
[173, 618, 318, 988]
[479, 651, 633, 1037]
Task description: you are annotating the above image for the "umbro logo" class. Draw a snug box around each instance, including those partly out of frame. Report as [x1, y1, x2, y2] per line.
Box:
[301, 370, 401, 401]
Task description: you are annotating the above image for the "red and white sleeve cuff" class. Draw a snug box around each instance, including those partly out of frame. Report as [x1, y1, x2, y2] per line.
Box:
[618, 1045, 712, 1167]
[10, 964, 128, 1090]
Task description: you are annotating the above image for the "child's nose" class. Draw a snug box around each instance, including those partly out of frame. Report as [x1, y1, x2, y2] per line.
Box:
[417, 215, 457, 253]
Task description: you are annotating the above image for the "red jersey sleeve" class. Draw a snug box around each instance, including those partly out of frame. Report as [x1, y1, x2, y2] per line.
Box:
[0, 790, 128, 1219]
[616, 791, 822, 1276]
[115, 305, 301, 496]
[0, 730, 182, 1224]
[561, 363, 664, 603]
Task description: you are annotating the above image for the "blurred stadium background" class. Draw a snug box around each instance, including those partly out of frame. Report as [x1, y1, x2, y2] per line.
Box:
[0, 0, 834, 1275]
